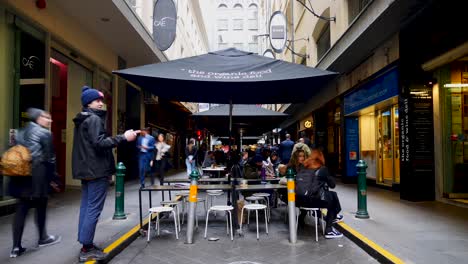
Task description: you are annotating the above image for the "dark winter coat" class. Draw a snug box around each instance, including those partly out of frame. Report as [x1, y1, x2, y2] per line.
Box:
[72, 108, 125, 180]
[295, 164, 335, 199]
[9, 122, 55, 198]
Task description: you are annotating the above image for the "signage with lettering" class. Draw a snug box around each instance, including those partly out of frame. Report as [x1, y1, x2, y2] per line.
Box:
[153, 0, 177, 51]
[344, 68, 399, 115]
[345, 117, 359, 177]
[399, 84, 435, 200]
[263, 49, 276, 59]
[20, 32, 45, 79]
[269, 11, 287, 53]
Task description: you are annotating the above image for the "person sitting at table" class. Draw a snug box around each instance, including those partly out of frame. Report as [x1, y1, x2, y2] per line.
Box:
[278, 143, 311, 203]
[202, 151, 216, 168]
[243, 154, 263, 179]
[295, 148, 343, 239]
[270, 152, 281, 174]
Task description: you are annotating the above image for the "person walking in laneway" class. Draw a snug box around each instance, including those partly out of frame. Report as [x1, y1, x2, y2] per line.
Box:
[137, 127, 155, 188]
[185, 138, 198, 175]
[152, 133, 171, 186]
[279, 134, 294, 164]
[8, 108, 61, 258]
[72, 86, 138, 262]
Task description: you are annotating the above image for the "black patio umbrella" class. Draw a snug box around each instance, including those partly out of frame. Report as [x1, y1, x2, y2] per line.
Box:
[192, 104, 288, 137]
[113, 48, 337, 230]
[113, 48, 337, 104]
[114, 48, 337, 147]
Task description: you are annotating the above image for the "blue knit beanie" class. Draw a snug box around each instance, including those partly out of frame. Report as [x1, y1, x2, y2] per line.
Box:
[81, 86, 104, 107]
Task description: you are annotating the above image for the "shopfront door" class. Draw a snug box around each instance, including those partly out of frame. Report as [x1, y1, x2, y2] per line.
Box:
[377, 105, 400, 185]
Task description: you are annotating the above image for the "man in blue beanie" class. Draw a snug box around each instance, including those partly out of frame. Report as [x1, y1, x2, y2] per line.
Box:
[72, 86, 139, 262]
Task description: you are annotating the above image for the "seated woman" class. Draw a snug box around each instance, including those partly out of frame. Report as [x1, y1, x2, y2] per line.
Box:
[277, 143, 311, 203]
[296, 148, 343, 239]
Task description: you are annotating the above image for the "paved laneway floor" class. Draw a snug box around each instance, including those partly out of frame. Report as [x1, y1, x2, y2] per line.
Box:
[110, 199, 377, 264]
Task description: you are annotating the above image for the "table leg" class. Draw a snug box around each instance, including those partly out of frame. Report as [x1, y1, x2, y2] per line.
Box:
[139, 189, 143, 229]
[231, 184, 239, 230]
[149, 191, 152, 209]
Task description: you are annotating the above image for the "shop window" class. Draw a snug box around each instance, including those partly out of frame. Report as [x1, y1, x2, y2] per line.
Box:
[440, 61, 468, 194]
[359, 113, 376, 179]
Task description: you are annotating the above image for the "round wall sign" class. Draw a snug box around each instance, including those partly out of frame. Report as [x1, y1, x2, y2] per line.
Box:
[263, 49, 276, 59]
[269, 11, 287, 53]
[153, 0, 177, 51]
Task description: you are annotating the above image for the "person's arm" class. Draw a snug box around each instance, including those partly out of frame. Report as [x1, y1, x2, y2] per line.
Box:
[86, 115, 126, 149]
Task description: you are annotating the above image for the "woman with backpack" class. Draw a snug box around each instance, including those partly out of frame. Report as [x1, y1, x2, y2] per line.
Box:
[296, 148, 343, 239]
[8, 108, 61, 257]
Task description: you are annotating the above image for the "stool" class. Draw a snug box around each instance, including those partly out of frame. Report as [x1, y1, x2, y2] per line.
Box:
[160, 200, 181, 233]
[206, 190, 224, 217]
[147, 207, 179, 242]
[177, 192, 189, 225]
[204, 205, 234, 241]
[253, 193, 271, 221]
[194, 197, 207, 228]
[296, 207, 324, 242]
[240, 204, 268, 240]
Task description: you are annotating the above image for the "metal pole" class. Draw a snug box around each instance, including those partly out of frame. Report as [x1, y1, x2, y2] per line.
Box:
[355, 160, 370, 219]
[113, 162, 127, 220]
[286, 168, 297, 243]
[186, 169, 200, 244]
[290, 0, 295, 64]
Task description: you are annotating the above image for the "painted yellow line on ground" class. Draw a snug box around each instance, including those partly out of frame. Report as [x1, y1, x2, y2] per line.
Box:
[85, 195, 182, 264]
[337, 222, 405, 264]
[453, 199, 468, 204]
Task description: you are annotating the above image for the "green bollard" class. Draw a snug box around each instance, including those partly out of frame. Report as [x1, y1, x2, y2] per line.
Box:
[355, 160, 370, 219]
[286, 168, 297, 243]
[113, 162, 127, 220]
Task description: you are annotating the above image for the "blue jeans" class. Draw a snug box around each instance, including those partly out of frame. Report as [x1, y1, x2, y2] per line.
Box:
[185, 158, 196, 176]
[139, 152, 151, 186]
[78, 177, 109, 245]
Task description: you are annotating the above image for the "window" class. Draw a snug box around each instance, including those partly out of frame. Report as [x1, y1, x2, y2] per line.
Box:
[233, 19, 243, 30]
[217, 19, 228, 30]
[316, 23, 331, 61]
[248, 43, 258, 53]
[251, 35, 258, 43]
[348, 0, 371, 24]
[218, 43, 229, 50]
[233, 43, 244, 50]
[248, 4, 258, 30]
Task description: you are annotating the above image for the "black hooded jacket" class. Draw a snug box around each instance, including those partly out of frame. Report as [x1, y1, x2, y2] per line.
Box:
[72, 108, 125, 180]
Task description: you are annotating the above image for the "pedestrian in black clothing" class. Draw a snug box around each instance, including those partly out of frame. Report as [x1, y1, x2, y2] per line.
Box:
[296, 148, 343, 239]
[72, 86, 138, 262]
[8, 108, 61, 258]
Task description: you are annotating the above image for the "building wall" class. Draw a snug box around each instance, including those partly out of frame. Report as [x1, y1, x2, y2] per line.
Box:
[1, 1, 124, 188]
[0, 7, 15, 155]
[209, 0, 265, 54]
[4, 0, 118, 72]
[128, 0, 209, 112]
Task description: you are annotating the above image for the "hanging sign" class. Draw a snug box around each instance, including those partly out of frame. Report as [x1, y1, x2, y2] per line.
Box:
[153, 0, 177, 51]
[269, 11, 287, 53]
[263, 49, 276, 59]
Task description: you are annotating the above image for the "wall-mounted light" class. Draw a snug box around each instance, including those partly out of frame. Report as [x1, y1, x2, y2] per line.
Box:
[443, 83, 468, 88]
